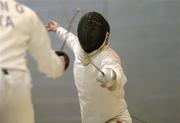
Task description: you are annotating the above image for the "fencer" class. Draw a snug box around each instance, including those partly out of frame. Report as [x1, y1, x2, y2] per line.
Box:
[47, 12, 132, 123]
[0, 0, 69, 123]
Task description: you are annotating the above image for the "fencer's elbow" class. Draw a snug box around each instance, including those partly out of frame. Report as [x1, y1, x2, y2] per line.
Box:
[38, 62, 65, 79]
[47, 66, 65, 79]
[50, 72, 64, 79]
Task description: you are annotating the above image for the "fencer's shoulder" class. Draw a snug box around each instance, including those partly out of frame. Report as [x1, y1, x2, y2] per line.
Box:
[18, 4, 39, 20]
[103, 47, 119, 57]
[101, 47, 121, 62]
[27, 8, 38, 18]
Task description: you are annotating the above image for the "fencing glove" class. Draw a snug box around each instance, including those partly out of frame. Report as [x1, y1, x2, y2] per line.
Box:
[55, 51, 69, 70]
[96, 68, 117, 91]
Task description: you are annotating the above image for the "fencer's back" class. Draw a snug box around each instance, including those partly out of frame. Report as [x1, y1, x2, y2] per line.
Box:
[0, 0, 35, 71]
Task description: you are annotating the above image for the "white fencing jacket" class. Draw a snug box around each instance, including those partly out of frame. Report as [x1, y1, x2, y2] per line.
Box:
[0, 0, 65, 79]
[57, 27, 129, 123]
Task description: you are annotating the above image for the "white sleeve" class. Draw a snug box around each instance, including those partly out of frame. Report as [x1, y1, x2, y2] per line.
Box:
[56, 27, 90, 65]
[56, 27, 80, 54]
[100, 55, 127, 88]
[27, 13, 65, 79]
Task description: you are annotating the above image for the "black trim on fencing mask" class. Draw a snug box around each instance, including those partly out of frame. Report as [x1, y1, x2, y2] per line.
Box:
[77, 12, 110, 53]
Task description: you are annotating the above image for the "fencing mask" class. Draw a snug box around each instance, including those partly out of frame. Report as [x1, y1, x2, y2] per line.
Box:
[77, 12, 110, 53]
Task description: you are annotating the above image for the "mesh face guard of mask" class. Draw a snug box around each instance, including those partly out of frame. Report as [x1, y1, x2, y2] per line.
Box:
[77, 11, 110, 53]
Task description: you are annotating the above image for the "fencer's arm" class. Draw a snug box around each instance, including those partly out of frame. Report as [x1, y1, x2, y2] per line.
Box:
[96, 59, 127, 91]
[28, 13, 68, 79]
[56, 27, 78, 50]
[97, 68, 117, 91]
[46, 20, 78, 51]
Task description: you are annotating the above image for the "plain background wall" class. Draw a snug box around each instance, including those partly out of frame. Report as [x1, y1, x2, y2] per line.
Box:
[17, 0, 180, 123]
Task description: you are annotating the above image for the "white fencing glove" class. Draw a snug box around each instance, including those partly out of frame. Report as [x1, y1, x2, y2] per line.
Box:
[96, 68, 117, 91]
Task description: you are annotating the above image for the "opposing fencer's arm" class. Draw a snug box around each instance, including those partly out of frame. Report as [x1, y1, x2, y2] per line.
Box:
[28, 14, 68, 79]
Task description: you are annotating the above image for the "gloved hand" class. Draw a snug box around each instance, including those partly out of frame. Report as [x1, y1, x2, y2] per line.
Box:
[96, 68, 117, 91]
[55, 51, 69, 70]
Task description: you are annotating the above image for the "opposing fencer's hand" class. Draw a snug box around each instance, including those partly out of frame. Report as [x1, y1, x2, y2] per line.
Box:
[46, 20, 60, 32]
[96, 68, 117, 91]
